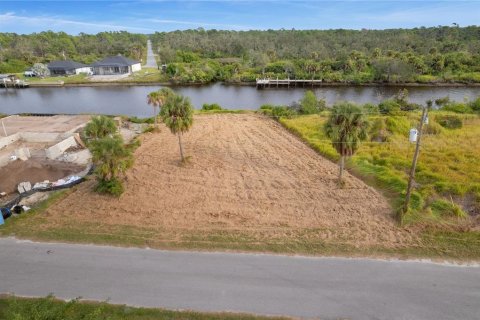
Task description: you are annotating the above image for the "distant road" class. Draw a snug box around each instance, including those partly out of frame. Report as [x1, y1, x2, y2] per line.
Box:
[0, 238, 479, 320]
[144, 39, 157, 68]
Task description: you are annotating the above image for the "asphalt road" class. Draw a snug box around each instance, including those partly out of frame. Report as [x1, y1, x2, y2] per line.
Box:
[0, 238, 479, 320]
[144, 39, 158, 68]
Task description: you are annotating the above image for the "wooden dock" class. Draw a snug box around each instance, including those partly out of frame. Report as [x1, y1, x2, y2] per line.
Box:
[256, 78, 323, 89]
[1, 74, 29, 89]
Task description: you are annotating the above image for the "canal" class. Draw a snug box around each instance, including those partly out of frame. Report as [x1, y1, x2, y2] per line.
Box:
[1, 84, 479, 117]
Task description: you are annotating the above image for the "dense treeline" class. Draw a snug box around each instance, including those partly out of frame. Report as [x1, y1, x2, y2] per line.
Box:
[151, 26, 480, 84]
[0, 31, 147, 73]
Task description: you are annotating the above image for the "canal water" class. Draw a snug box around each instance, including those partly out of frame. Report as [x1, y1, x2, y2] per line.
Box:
[1, 83, 479, 117]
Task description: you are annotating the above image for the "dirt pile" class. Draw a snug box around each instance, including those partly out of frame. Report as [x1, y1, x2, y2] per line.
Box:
[46, 114, 416, 247]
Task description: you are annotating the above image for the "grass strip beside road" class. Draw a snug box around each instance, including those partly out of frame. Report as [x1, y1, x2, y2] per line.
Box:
[1, 189, 479, 260]
[0, 295, 288, 320]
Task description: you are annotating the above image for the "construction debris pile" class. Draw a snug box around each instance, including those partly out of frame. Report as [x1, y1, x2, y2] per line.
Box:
[0, 115, 92, 224]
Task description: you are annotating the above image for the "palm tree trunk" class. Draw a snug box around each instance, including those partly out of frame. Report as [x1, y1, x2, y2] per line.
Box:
[153, 106, 157, 128]
[178, 133, 184, 161]
[338, 155, 345, 185]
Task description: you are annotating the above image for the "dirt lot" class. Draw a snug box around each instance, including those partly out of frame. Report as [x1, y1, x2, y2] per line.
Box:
[42, 114, 416, 248]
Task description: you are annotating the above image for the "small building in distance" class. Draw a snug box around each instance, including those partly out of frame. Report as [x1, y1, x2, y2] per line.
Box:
[47, 60, 93, 76]
[91, 55, 141, 75]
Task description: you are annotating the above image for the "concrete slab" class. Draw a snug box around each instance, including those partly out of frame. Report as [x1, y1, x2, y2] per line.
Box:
[1, 115, 90, 136]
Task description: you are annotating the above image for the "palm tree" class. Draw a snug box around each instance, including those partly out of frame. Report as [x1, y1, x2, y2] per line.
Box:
[89, 135, 133, 197]
[324, 102, 369, 185]
[83, 115, 117, 142]
[160, 93, 194, 161]
[147, 87, 174, 128]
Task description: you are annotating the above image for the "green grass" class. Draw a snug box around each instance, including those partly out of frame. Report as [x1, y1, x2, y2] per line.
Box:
[0, 295, 287, 320]
[19, 73, 89, 84]
[16, 68, 169, 85]
[280, 112, 480, 225]
[195, 109, 251, 114]
[1, 189, 479, 260]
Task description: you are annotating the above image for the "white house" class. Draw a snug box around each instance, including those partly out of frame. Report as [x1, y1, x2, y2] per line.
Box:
[47, 60, 92, 76]
[91, 55, 141, 75]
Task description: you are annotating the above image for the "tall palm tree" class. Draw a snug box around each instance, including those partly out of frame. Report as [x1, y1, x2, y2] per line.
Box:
[160, 93, 193, 162]
[324, 102, 369, 185]
[147, 87, 174, 128]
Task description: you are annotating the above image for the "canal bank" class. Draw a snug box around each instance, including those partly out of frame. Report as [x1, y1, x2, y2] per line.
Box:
[2, 83, 480, 117]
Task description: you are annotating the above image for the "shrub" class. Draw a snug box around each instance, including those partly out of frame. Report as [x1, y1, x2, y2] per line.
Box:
[469, 97, 480, 112]
[369, 118, 389, 142]
[434, 96, 450, 108]
[362, 103, 379, 115]
[128, 116, 154, 124]
[423, 120, 443, 135]
[430, 199, 466, 218]
[201, 103, 222, 111]
[379, 99, 402, 114]
[271, 106, 296, 118]
[94, 178, 125, 197]
[299, 90, 325, 114]
[259, 104, 274, 110]
[441, 102, 472, 114]
[435, 115, 463, 129]
[385, 116, 411, 135]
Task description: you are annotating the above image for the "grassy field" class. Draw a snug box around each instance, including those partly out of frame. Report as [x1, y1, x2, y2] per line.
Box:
[0, 295, 287, 320]
[280, 112, 480, 222]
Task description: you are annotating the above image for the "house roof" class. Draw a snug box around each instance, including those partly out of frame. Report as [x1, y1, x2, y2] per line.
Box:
[48, 60, 89, 70]
[91, 55, 139, 67]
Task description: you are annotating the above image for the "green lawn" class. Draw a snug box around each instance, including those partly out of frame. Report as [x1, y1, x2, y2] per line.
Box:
[0, 295, 288, 320]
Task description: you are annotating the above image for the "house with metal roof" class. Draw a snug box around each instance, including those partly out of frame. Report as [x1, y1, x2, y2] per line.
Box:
[47, 60, 92, 76]
[91, 55, 141, 75]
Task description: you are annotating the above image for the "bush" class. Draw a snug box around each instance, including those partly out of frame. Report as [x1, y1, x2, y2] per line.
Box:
[441, 102, 472, 114]
[424, 120, 443, 135]
[259, 104, 274, 110]
[369, 118, 389, 142]
[469, 97, 480, 112]
[362, 103, 379, 115]
[435, 115, 463, 129]
[299, 90, 325, 114]
[128, 116, 154, 124]
[201, 103, 222, 111]
[434, 96, 450, 108]
[94, 178, 124, 197]
[379, 99, 402, 114]
[430, 199, 466, 218]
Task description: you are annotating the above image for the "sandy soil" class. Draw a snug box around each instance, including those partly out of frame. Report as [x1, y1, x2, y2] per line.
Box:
[46, 114, 416, 247]
[0, 159, 84, 194]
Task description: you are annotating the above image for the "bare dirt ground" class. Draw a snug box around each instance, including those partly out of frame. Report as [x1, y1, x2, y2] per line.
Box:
[45, 114, 416, 248]
[0, 159, 84, 194]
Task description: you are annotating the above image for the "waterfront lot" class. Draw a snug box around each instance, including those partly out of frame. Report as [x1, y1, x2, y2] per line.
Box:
[2, 114, 479, 259]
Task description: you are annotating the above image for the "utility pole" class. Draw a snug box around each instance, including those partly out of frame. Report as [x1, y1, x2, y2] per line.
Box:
[403, 103, 429, 215]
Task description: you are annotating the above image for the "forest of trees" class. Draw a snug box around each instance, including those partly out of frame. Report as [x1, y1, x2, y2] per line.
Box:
[1, 26, 480, 84]
[150, 26, 480, 84]
[0, 31, 147, 73]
